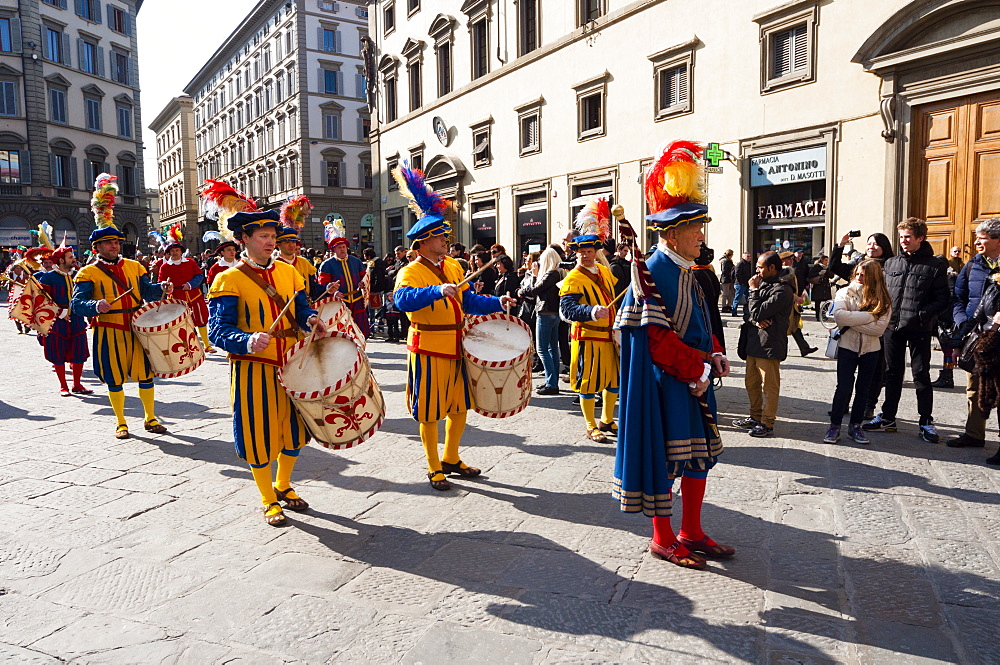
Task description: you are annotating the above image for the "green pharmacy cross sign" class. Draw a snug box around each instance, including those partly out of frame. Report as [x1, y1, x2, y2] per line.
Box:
[705, 142, 725, 168]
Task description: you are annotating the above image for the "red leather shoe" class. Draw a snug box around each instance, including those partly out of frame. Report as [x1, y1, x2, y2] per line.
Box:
[649, 540, 707, 569]
[677, 535, 736, 558]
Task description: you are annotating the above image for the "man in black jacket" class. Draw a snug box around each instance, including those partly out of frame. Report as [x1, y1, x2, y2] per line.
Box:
[731, 251, 753, 317]
[864, 218, 950, 442]
[733, 251, 794, 438]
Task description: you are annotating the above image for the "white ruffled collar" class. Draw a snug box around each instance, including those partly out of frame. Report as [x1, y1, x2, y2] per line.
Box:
[657, 242, 695, 269]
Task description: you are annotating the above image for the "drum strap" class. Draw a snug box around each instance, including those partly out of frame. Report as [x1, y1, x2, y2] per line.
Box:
[236, 262, 300, 332]
[94, 263, 136, 305]
[416, 256, 449, 283]
[577, 268, 613, 304]
[410, 322, 464, 332]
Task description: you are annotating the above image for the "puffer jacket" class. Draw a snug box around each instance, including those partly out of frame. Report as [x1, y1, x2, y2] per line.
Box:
[882, 241, 949, 332]
[833, 282, 891, 355]
[518, 269, 561, 314]
[953, 253, 1000, 327]
[746, 276, 794, 361]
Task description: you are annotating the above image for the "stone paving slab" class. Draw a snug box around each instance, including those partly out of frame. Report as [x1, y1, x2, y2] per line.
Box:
[1, 323, 999, 663]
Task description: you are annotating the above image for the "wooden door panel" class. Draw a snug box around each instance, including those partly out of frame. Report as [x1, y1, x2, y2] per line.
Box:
[924, 232, 951, 258]
[971, 150, 1000, 220]
[922, 158, 954, 220]
[975, 99, 1000, 141]
[924, 108, 959, 148]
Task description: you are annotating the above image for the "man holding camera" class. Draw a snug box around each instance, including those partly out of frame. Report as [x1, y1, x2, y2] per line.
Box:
[864, 218, 950, 442]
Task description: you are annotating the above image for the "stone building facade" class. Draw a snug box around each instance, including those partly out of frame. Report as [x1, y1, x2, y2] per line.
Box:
[0, 0, 148, 256]
[149, 95, 199, 249]
[183, 0, 375, 253]
[369, 0, 1000, 261]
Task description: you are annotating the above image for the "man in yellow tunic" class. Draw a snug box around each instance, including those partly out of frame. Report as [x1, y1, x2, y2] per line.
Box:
[391, 165, 515, 490]
[72, 174, 174, 439]
[208, 208, 327, 526]
[559, 198, 619, 443]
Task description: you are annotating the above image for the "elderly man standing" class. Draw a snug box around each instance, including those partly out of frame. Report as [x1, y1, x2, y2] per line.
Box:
[946, 218, 1000, 450]
[615, 140, 734, 570]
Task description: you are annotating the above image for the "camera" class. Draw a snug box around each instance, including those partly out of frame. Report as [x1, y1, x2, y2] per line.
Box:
[848, 230, 862, 238]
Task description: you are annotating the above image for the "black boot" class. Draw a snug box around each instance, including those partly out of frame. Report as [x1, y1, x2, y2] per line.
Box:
[931, 369, 954, 389]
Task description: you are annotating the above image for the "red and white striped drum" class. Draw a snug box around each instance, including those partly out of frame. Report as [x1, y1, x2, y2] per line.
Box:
[9, 279, 59, 335]
[279, 330, 384, 449]
[131, 299, 206, 378]
[462, 313, 533, 419]
[314, 295, 366, 349]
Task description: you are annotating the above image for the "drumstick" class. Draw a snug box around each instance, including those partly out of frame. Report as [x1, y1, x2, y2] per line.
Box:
[456, 256, 501, 289]
[109, 287, 134, 304]
[297, 328, 317, 370]
[267, 296, 297, 334]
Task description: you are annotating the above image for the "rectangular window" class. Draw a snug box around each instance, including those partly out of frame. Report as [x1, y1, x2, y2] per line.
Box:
[117, 105, 131, 137]
[108, 5, 130, 34]
[437, 42, 451, 96]
[119, 165, 135, 195]
[519, 0, 538, 55]
[385, 76, 397, 122]
[322, 28, 336, 52]
[0, 150, 22, 183]
[0, 18, 13, 53]
[472, 127, 491, 168]
[85, 97, 101, 131]
[408, 61, 421, 111]
[50, 88, 67, 123]
[51, 153, 69, 187]
[361, 163, 372, 189]
[580, 0, 603, 25]
[45, 27, 63, 63]
[360, 115, 371, 140]
[356, 74, 366, 99]
[324, 69, 339, 94]
[386, 156, 398, 189]
[323, 113, 339, 139]
[0, 80, 16, 116]
[383, 2, 395, 34]
[578, 91, 603, 139]
[113, 52, 129, 84]
[79, 40, 97, 74]
[325, 161, 341, 187]
[519, 112, 539, 156]
[471, 19, 488, 79]
[771, 24, 808, 79]
[658, 63, 689, 115]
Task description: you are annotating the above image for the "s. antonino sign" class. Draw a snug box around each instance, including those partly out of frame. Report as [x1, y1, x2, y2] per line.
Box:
[750, 146, 827, 188]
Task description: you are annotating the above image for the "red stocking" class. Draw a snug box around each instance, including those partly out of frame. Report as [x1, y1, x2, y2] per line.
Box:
[71, 363, 86, 390]
[679, 476, 707, 542]
[53, 364, 69, 391]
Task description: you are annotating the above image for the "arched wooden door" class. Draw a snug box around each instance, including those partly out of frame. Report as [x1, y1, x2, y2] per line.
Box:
[911, 91, 1000, 260]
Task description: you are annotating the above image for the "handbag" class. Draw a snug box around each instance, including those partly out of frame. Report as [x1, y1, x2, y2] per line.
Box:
[737, 321, 753, 360]
[825, 328, 842, 359]
[957, 327, 982, 373]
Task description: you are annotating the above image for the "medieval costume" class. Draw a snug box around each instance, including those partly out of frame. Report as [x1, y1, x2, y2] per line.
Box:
[206, 241, 239, 285]
[35, 244, 91, 396]
[558, 198, 620, 443]
[206, 184, 320, 526]
[318, 219, 369, 337]
[157, 223, 213, 352]
[392, 164, 507, 491]
[71, 173, 172, 438]
[614, 140, 733, 569]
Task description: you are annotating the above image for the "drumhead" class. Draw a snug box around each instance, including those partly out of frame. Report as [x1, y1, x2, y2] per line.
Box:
[464, 318, 531, 363]
[134, 303, 186, 328]
[317, 298, 345, 319]
[281, 335, 359, 393]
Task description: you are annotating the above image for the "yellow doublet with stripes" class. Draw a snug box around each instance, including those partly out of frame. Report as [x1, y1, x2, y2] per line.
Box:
[397, 256, 473, 423]
[559, 264, 620, 395]
[208, 261, 308, 467]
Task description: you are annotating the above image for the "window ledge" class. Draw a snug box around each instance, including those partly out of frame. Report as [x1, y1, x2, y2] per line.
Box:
[762, 71, 812, 94]
[655, 103, 691, 122]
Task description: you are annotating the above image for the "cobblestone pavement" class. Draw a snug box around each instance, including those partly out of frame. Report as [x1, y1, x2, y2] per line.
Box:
[1, 319, 998, 664]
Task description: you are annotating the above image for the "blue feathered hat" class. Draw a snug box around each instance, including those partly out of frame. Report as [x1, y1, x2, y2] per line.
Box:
[276, 226, 300, 243]
[90, 227, 126, 244]
[227, 210, 281, 234]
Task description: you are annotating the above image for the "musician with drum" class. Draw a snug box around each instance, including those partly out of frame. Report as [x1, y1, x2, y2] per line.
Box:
[207, 207, 328, 527]
[391, 165, 516, 491]
[71, 174, 175, 439]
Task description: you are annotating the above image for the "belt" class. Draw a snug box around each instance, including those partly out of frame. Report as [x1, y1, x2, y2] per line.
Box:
[270, 329, 301, 339]
[410, 322, 464, 332]
[579, 322, 611, 332]
[106, 306, 141, 315]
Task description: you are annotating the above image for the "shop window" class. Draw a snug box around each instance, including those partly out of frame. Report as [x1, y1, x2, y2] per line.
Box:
[755, 3, 818, 93]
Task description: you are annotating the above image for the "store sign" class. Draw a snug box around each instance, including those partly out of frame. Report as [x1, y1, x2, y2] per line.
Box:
[517, 209, 546, 235]
[758, 199, 827, 221]
[360, 213, 374, 228]
[0, 228, 33, 246]
[750, 146, 827, 187]
[472, 216, 495, 236]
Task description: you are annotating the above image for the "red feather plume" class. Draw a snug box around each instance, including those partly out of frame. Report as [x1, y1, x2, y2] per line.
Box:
[644, 140, 704, 214]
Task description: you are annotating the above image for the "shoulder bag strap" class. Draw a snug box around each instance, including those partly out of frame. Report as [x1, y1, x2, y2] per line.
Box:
[236, 261, 300, 331]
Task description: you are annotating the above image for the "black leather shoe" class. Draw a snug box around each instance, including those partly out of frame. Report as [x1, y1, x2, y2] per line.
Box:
[802, 347, 818, 357]
[945, 434, 986, 448]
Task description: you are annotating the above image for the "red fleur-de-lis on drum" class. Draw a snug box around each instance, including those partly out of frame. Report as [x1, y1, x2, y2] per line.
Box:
[170, 327, 199, 364]
[323, 395, 374, 438]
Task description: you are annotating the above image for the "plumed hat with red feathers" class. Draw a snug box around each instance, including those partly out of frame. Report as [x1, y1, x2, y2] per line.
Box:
[644, 140, 709, 232]
[569, 197, 612, 251]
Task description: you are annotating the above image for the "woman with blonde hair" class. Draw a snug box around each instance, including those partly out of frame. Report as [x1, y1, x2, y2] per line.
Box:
[519, 246, 564, 394]
[824, 259, 892, 444]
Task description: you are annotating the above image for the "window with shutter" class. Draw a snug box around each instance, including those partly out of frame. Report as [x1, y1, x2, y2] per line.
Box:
[519, 112, 539, 155]
[0, 81, 16, 116]
[758, 10, 814, 93]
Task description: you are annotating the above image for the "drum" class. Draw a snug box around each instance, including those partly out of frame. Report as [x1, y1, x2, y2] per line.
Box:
[131, 300, 206, 378]
[279, 330, 384, 449]
[463, 313, 533, 418]
[315, 295, 366, 349]
[9, 279, 58, 335]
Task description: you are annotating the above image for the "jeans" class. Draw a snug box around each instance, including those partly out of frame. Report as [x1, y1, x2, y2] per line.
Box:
[731, 284, 749, 317]
[880, 328, 933, 423]
[864, 343, 885, 416]
[830, 348, 880, 425]
[536, 313, 561, 389]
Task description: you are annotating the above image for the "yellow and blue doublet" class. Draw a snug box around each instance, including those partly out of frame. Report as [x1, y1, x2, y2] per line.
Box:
[208, 259, 317, 467]
[558, 264, 620, 395]
[72, 258, 164, 386]
[394, 256, 502, 423]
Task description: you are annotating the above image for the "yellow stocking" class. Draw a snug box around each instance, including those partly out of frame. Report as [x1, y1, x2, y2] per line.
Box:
[419, 421, 441, 473]
[581, 396, 598, 431]
[108, 389, 127, 427]
[442, 411, 467, 465]
[137, 384, 157, 423]
[198, 326, 212, 348]
[601, 390, 619, 426]
[275, 452, 298, 492]
[250, 464, 277, 506]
